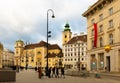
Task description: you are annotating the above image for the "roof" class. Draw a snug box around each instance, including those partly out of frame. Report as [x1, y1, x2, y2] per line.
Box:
[24, 41, 61, 50]
[66, 35, 87, 44]
[24, 41, 49, 49]
[64, 22, 71, 31]
[48, 44, 62, 50]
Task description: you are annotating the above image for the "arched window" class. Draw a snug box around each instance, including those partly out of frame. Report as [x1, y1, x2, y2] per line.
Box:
[109, 33, 113, 44]
[65, 35, 67, 38]
[99, 37, 103, 47]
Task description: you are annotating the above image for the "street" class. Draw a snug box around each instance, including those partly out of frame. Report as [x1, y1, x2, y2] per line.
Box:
[2, 69, 120, 83]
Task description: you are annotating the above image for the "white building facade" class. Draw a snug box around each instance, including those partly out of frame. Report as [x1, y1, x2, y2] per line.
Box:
[63, 34, 87, 70]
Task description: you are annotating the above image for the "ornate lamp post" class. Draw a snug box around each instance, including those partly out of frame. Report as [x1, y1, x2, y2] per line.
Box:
[46, 9, 55, 76]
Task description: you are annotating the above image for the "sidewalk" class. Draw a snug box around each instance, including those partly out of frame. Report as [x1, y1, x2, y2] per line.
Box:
[99, 72, 120, 77]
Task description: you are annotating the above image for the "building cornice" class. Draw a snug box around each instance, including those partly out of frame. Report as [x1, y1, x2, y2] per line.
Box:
[82, 0, 103, 17]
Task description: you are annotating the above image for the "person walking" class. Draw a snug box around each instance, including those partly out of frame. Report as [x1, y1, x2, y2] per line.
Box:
[38, 67, 42, 79]
[56, 67, 59, 78]
[48, 67, 52, 78]
[61, 67, 65, 78]
[52, 67, 55, 77]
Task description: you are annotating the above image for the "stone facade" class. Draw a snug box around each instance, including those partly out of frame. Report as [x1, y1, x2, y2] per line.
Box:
[83, 0, 120, 72]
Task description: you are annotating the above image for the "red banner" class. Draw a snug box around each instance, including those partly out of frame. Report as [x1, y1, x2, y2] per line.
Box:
[94, 23, 97, 47]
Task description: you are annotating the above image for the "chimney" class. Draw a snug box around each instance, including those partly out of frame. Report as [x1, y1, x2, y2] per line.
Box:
[80, 32, 84, 35]
[73, 33, 77, 37]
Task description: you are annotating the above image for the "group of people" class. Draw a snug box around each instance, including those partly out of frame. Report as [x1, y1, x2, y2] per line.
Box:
[36, 66, 65, 79]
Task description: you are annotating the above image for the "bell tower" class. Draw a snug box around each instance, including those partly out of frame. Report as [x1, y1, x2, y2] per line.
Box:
[62, 22, 72, 45]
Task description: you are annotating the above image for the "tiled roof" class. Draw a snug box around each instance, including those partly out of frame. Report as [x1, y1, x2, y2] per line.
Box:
[24, 41, 61, 50]
[48, 44, 62, 50]
[67, 35, 87, 44]
[24, 41, 50, 49]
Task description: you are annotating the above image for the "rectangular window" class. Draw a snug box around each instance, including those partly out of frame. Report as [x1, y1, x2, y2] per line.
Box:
[109, 20, 113, 28]
[99, 14, 103, 20]
[99, 25, 103, 32]
[91, 29, 94, 36]
[91, 19, 94, 24]
[109, 7, 113, 15]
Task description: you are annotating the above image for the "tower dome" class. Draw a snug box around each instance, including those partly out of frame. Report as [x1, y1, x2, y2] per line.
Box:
[64, 22, 71, 31]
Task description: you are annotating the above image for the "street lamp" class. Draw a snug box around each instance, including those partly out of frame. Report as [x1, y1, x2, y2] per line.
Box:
[46, 9, 55, 76]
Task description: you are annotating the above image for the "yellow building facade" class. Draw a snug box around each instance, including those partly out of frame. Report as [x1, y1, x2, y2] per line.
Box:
[14, 40, 62, 69]
[83, 0, 120, 72]
[0, 43, 3, 68]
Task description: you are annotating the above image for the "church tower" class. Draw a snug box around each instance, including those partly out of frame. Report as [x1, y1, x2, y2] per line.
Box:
[14, 40, 24, 66]
[62, 22, 72, 45]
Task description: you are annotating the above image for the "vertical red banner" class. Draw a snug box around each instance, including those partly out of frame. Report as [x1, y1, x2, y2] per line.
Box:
[94, 23, 97, 47]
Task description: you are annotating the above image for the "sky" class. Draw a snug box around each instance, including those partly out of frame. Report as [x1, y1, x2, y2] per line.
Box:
[0, 0, 97, 51]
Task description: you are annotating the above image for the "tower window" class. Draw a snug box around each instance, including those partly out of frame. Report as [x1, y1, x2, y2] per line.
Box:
[65, 35, 67, 38]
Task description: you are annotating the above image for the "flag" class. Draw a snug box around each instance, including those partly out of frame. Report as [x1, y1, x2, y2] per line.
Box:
[94, 23, 97, 47]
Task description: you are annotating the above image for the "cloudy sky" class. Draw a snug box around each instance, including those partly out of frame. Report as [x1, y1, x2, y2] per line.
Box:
[0, 0, 97, 51]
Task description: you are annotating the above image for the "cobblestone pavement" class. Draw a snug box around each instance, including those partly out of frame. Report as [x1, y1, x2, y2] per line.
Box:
[2, 69, 120, 83]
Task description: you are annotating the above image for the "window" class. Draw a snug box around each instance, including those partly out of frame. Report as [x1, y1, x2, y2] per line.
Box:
[91, 40, 94, 49]
[109, 20, 113, 28]
[65, 59, 67, 61]
[91, 19, 94, 24]
[109, 7, 113, 15]
[65, 35, 67, 38]
[99, 14, 103, 20]
[99, 25, 103, 32]
[91, 29, 94, 36]
[82, 52, 84, 56]
[109, 34, 113, 44]
[74, 53, 76, 56]
[37, 51, 41, 54]
[31, 57, 34, 62]
[82, 58, 84, 61]
[74, 58, 76, 61]
[99, 37, 103, 47]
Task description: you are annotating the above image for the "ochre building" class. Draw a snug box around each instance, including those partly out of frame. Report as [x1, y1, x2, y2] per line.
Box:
[0, 43, 3, 68]
[14, 40, 62, 69]
[83, 0, 120, 72]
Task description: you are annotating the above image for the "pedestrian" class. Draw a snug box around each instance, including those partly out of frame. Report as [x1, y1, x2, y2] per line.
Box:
[48, 67, 52, 78]
[38, 66, 42, 79]
[56, 67, 59, 78]
[35, 66, 37, 71]
[61, 67, 65, 78]
[52, 67, 55, 77]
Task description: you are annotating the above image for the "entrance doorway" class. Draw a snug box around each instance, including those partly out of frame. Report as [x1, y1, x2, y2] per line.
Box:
[106, 56, 110, 72]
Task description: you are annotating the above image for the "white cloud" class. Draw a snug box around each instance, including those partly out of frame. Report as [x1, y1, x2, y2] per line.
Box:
[0, 0, 97, 50]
